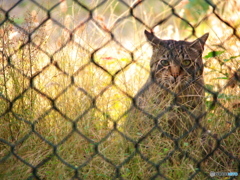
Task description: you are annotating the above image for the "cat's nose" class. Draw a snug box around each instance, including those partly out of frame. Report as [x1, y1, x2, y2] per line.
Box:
[170, 65, 180, 78]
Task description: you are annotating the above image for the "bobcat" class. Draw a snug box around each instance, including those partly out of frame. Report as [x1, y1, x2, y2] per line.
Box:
[125, 30, 209, 140]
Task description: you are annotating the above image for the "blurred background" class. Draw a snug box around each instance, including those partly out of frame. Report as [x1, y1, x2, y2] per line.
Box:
[0, 0, 239, 179]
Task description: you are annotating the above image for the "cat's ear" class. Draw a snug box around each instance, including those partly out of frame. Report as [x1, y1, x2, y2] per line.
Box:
[190, 33, 209, 52]
[144, 30, 162, 45]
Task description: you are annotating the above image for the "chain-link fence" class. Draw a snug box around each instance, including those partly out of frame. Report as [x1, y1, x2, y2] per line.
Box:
[0, 0, 239, 179]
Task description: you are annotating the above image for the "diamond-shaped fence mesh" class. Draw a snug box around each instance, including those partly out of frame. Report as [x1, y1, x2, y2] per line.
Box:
[0, 0, 239, 179]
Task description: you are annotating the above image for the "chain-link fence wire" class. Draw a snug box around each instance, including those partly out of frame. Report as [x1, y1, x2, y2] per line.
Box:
[0, 0, 239, 179]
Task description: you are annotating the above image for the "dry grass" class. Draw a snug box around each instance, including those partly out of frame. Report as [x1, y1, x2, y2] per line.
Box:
[0, 0, 239, 179]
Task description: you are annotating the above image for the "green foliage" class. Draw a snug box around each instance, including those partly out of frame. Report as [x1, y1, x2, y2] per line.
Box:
[223, 55, 240, 62]
[181, 0, 212, 26]
[186, 0, 211, 15]
[203, 51, 225, 59]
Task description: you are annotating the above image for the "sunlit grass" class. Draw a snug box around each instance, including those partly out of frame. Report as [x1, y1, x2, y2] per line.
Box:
[0, 0, 239, 179]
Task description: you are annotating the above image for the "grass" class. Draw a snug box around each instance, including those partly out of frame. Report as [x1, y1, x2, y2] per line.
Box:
[0, 0, 239, 179]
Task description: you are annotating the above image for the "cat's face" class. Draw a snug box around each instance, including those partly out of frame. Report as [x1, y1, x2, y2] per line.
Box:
[145, 30, 209, 90]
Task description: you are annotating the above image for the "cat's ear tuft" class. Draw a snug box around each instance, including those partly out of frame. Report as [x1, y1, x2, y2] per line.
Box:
[144, 30, 161, 45]
[190, 33, 209, 52]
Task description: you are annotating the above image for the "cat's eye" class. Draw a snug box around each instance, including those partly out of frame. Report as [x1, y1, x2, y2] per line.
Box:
[160, 60, 169, 66]
[181, 60, 191, 67]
